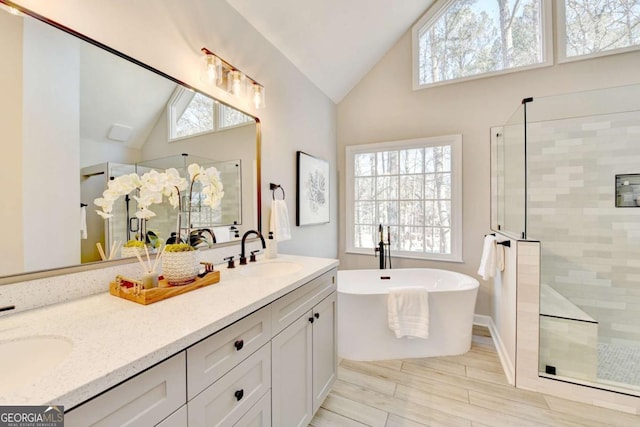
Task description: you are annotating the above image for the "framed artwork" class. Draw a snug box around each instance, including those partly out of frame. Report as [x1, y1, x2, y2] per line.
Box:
[296, 151, 330, 226]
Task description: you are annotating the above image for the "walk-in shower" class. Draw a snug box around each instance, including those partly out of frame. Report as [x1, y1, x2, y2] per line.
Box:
[492, 83, 640, 396]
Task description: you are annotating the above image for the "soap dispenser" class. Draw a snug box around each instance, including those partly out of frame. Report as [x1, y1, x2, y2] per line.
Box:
[265, 231, 278, 259]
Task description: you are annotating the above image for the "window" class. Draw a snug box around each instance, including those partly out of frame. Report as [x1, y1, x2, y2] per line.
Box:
[346, 135, 463, 262]
[219, 103, 253, 129]
[559, 0, 640, 61]
[168, 87, 253, 141]
[412, 0, 552, 88]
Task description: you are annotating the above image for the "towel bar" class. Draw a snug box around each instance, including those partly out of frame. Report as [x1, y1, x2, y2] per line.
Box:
[270, 183, 285, 200]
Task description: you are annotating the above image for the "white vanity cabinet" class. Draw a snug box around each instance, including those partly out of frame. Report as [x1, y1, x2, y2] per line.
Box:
[65, 352, 187, 427]
[62, 263, 337, 427]
[271, 269, 337, 426]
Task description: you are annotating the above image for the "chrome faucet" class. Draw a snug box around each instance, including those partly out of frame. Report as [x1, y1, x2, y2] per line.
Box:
[240, 230, 266, 265]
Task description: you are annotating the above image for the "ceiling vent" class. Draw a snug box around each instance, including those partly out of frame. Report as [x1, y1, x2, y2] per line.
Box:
[107, 124, 133, 142]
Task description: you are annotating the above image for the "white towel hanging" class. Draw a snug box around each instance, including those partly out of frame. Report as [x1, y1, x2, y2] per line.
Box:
[477, 235, 497, 280]
[387, 287, 430, 339]
[269, 199, 291, 242]
[80, 206, 88, 240]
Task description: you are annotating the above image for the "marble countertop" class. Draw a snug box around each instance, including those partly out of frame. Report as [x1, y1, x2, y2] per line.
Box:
[0, 254, 338, 409]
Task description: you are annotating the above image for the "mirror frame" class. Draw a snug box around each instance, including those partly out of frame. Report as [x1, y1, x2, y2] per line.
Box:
[0, 0, 262, 285]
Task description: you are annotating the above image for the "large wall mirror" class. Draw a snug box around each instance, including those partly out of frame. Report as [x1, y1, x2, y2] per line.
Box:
[0, 2, 261, 282]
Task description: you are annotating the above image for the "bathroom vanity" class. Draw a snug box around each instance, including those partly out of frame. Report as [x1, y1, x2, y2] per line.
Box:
[0, 255, 338, 426]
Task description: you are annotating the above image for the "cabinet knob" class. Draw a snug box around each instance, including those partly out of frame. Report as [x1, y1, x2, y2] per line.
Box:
[314, 313, 320, 319]
[234, 339, 244, 351]
[308, 317, 314, 324]
[235, 389, 244, 401]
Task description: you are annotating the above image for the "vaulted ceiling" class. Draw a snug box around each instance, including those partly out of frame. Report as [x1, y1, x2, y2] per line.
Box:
[226, 0, 435, 103]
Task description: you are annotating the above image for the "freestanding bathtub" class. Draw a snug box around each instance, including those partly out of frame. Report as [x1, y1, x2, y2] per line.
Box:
[338, 268, 479, 361]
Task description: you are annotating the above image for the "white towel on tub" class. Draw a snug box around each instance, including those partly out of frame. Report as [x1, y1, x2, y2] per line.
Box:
[387, 287, 429, 339]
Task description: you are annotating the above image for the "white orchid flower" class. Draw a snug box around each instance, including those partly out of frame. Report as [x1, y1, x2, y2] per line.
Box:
[168, 190, 180, 209]
[188, 163, 204, 182]
[135, 208, 156, 220]
[165, 168, 187, 192]
[141, 169, 167, 193]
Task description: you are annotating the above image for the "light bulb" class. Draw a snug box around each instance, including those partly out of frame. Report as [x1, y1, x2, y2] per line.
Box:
[200, 53, 221, 86]
[228, 71, 245, 97]
[252, 84, 265, 109]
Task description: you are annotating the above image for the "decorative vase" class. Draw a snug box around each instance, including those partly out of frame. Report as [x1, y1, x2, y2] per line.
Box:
[162, 251, 199, 285]
[121, 246, 145, 259]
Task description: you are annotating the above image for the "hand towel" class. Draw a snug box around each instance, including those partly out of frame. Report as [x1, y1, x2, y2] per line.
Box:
[80, 206, 88, 239]
[477, 235, 497, 280]
[269, 199, 291, 242]
[387, 287, 430, 339]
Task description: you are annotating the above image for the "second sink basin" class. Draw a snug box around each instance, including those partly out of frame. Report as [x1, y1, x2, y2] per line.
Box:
[0, 335, 73, 395]
[239, 261, 303, 278]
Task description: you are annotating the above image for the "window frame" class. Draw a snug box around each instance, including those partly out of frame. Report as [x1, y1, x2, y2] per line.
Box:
[557, 0, 640, 63]
[412, 0, 554, 90]
[345, 135, 463, 263]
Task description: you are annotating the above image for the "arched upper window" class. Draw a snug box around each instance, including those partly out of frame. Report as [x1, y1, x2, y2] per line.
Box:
[412, 0, 552, 88]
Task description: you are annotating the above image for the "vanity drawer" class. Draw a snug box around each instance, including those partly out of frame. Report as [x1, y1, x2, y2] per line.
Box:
[65, 352, 186, 427]
[187, 305, 271, 399]
[271, 268, 336, 335]
[234, 390, 271, 427]
[187, 343, 271, 427]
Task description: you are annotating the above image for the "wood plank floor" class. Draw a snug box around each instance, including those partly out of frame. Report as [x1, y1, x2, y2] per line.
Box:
[310, 326, 640, 427]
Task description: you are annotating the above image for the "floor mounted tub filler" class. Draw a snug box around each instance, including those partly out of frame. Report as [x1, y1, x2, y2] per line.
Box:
[337, 268, 479, 361]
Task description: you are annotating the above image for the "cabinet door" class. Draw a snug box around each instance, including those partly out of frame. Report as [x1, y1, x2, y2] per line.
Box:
[156, 405, 187, 427]
[271, 312, 313, 427]
[65, 352, 186, 427]
[312, 292, 337, 413]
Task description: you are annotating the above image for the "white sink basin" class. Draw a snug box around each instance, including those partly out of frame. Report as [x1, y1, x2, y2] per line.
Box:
[0, 336, 73, 394]
[239, 261, 303, 278]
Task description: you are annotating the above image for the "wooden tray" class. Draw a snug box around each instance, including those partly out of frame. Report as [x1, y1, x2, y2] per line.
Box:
[109, 271, 220, 305]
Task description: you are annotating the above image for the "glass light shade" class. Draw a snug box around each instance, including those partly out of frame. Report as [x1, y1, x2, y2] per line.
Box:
[252, 84, 266, 109]
[227, 70, 245, 97]
[200, 54, 221, 86]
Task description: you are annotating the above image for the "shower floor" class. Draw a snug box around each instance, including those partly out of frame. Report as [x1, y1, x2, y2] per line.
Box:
[598, 343, 640, 388]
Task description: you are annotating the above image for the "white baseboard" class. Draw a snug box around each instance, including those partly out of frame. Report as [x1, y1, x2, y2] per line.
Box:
[474, 314, 515, 386]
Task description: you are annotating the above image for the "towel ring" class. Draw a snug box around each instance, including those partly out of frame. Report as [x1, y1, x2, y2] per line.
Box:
[270, 183, 285, 200]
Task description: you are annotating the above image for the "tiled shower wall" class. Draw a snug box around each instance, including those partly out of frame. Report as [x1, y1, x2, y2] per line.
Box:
[527, 110, 640, 346]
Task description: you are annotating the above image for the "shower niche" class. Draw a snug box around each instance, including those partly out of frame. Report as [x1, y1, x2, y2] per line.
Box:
[615, 174, 640, 207]
[494, 83, 640, 396]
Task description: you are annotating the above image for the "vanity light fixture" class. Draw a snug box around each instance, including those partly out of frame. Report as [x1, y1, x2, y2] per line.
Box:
[200, 47, 266, 109]
[252, 83, 266, 109]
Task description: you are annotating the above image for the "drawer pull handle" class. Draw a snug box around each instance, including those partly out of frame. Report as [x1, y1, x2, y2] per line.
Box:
[308, 317, 314, 324]
[234, 339, 244, 351]
[235, 389, 244, 401]
[314, 313, 320, 319]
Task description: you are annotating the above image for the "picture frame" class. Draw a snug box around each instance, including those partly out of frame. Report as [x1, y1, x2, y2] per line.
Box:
[296, 151, 330, 226]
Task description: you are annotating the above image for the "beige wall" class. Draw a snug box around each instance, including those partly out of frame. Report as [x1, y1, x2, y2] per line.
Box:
[15, 0, 338, 259]
[337, 30, 640, 315]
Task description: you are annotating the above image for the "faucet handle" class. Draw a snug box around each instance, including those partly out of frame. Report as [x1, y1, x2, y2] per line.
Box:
[250, 250, 259, 262]
[224, 256, 235, 269]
